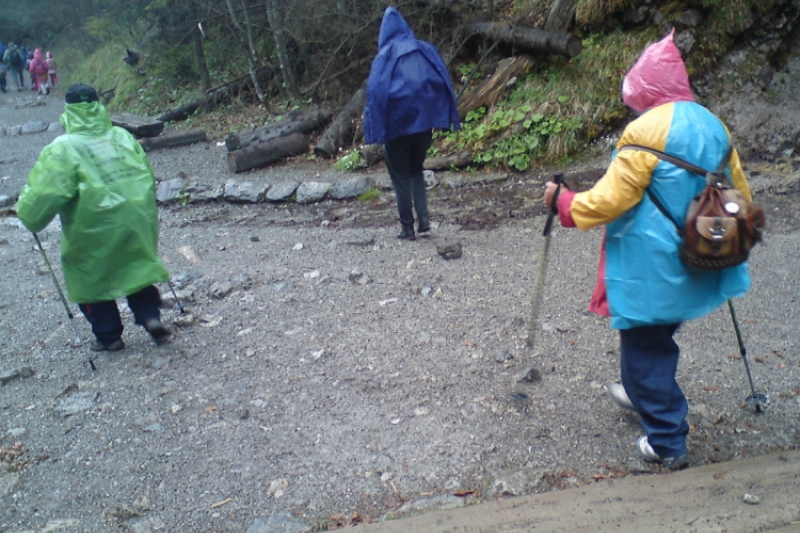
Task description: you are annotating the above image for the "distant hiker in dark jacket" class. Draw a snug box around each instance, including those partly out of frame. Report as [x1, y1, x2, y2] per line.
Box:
[363, 7, 460, 241]
[3, 43, 24, 90]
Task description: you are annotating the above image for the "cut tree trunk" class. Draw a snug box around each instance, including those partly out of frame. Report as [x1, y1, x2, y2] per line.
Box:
[314, 84, 368, 159]
[227, 132, 309, 173]
[424, 152, 473, 170]
[467, 23, 583, 58]
[110, 112, 164, 138]
[139, 129, 208, 152]
[358, 144, 384, 168]
[156, 66, 274, 123]
[458, 55, 535, 117]
[225, 105, 332, 151]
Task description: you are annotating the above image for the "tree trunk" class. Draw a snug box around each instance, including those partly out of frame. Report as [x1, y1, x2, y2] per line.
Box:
[226, 0, 267, 104]
[543, 0, 579, 33]
[458, 55, 535, 117]
[224, 104, 332, 151]
[155, 66, 274, 123]
[110, 112, 164, 138]
[267, 0, 301, 102]
[227, 133, 310, 173]
[139, 129, 208, 152]
[424, 152, 473, 170]
[467, 22, 583, 58]
[191, 23, 212, 91]
[313, 84, 368, 159]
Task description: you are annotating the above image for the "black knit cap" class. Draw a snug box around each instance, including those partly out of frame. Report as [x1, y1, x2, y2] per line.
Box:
[65, 84, 99, 104]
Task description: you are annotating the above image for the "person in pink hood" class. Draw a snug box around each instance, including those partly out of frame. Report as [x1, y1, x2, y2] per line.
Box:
[543, 30, 753, 469]
[30, 49, 49, 95]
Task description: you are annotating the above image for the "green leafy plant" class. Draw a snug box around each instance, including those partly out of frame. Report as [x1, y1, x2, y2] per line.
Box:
[357, 187, 381, 202]
[335, 150, 363, 171]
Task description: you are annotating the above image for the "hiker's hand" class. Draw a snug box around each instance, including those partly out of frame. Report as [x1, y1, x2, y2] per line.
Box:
[544, 182, 561, 210]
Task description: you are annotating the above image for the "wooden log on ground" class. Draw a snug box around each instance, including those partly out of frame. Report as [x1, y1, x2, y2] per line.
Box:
[139, 129, 208, 152]
[156, 66, 274, 123]
[424, 152, 473, 170]
[458, 55, 535, 117]
[225, 105, 332, 152]
[110, 112, 165, 138]
[358, 144, 384, 168]
[227, 132, 310, 173]
[314, 84, 367, 159]
[467, 23, 582, 58]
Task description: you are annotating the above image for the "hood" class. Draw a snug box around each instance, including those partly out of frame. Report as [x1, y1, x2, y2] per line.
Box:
[622, 29, 694, 114]
[34, 49, 43, 60]
[378, 7, 416, 49]
[59, 101, 114, 135]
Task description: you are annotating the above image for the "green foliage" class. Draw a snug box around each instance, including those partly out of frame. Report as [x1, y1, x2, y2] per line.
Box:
[357, 187, 381, 202]
[335, 150, 363, 171]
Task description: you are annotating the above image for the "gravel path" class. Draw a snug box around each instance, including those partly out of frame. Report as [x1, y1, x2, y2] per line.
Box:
[1, 86, 799, 533]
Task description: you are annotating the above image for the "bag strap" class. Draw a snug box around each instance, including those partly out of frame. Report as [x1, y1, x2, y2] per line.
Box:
[618, 144, 735, 231]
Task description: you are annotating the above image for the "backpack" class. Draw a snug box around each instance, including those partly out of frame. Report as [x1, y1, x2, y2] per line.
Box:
[8, 48, 22, 68]
[620, 144, 765, 271]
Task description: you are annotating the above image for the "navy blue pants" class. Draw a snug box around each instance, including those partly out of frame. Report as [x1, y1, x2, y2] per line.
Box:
[384, 130, 432, 229]
[79, 285, 162, 344]
[620, 323, 689, 458]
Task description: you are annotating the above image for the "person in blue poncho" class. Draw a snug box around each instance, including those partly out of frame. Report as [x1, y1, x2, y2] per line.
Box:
[363, 7, 460, 241]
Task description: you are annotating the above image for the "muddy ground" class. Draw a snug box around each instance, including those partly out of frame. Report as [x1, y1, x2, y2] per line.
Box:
[1, 76, 800, 533]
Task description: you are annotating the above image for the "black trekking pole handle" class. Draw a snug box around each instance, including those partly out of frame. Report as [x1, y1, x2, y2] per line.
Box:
[543, 173, 565, 237]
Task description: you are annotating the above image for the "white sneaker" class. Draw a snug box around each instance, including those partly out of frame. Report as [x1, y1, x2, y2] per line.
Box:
[608, 382, 636, 411]
[636, 435, 688, 470]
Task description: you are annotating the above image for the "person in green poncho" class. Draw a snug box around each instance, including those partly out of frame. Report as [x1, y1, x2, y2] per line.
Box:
[16, 84, 172, 351]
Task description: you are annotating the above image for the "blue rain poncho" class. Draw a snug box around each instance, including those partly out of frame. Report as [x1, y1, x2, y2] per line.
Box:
[363, 7, 460, 144]
[16, 101, 169, 303]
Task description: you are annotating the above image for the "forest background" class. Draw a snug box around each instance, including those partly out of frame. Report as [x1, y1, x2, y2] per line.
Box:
[2, 0, 800, 172]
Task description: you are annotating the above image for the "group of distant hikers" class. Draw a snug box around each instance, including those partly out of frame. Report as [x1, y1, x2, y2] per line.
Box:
[0, 41, 58, 94]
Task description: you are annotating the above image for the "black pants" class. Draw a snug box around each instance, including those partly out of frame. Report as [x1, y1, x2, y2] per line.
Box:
[79, 285, 163, 344]
[384, 131, 432, 229]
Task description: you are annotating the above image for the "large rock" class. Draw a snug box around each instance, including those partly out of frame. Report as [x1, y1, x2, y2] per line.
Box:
[330, 175, 370, 199]
[266, 180, 299, 202]
[224, 179, 268, 203]
[156, 177, 187, 203]
[21, 121, 49, 134]
[295, 181, 331, 204]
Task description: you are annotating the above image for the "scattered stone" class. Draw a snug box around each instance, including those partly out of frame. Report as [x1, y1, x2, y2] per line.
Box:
[295, 181, 331, 204]
[349, 269, 371, 284]
[104, 503, 141, 522]
[345, 236, 375, 247]
[5, 125, 21, 136]
[209, 281, 234, 299]
[330, 175, 370, 199]
[156, 177, 187, 203]
[0, 366, 35, 386]
[266, 180, 299, 202]
[436, 240, 463, 260]
[21, 121, 49, 134]
[293, 242, 304, 251]
[491, 468, 547, 496]
[743, 492, 760, 505]
[250, 235, 260, 242]
[0, 195, 13, 208]
[47, 121, 63, 133]
[423, 169, 437, 189]
[55, 391, 99, 417]
[267, 478, 288, 498]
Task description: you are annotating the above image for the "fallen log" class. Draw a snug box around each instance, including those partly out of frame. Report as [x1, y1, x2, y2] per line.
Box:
[225, 104, 332, 151]
[314, 84, 367, 159]
[424, 152, 473, 170]
[467, 23, 582, 58]
[156, 66, 274, 123]
[458, 55, 535, 117]
[227, 132, 310, 173]
[110, 112, 164, 138]
[139, 129, 208, 152]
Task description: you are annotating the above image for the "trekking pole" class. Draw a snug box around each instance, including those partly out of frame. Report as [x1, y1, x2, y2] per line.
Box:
[727, 299, 767, 413]
[166, 280, 185, 314]
[32, 233, 97, 372]
[525, 172, 564, 348]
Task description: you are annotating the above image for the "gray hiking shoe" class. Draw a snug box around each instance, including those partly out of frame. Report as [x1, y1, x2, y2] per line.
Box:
[144, 318, 172, 344]
[636, 436, 688, 470]
[608, 382, 636, 412]
[90, 339, 125, 352]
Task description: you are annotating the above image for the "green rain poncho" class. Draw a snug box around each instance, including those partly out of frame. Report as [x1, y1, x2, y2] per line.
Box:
[16, 101, 169, 303]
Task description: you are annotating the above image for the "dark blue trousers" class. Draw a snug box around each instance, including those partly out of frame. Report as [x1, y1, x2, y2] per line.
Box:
[620, 323, 689, 458]
[384, 130, 432, 229]
[79, 285, 162, 344]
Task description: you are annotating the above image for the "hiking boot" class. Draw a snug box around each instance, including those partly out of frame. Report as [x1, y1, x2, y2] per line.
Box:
[636, 436, 688, 470]
[397, 226, 416, 241]
[417, 216, 431, 234]
[608, 382, 636, 412]
[144, 318, 172, 344]
[90, 339, 125, 352]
